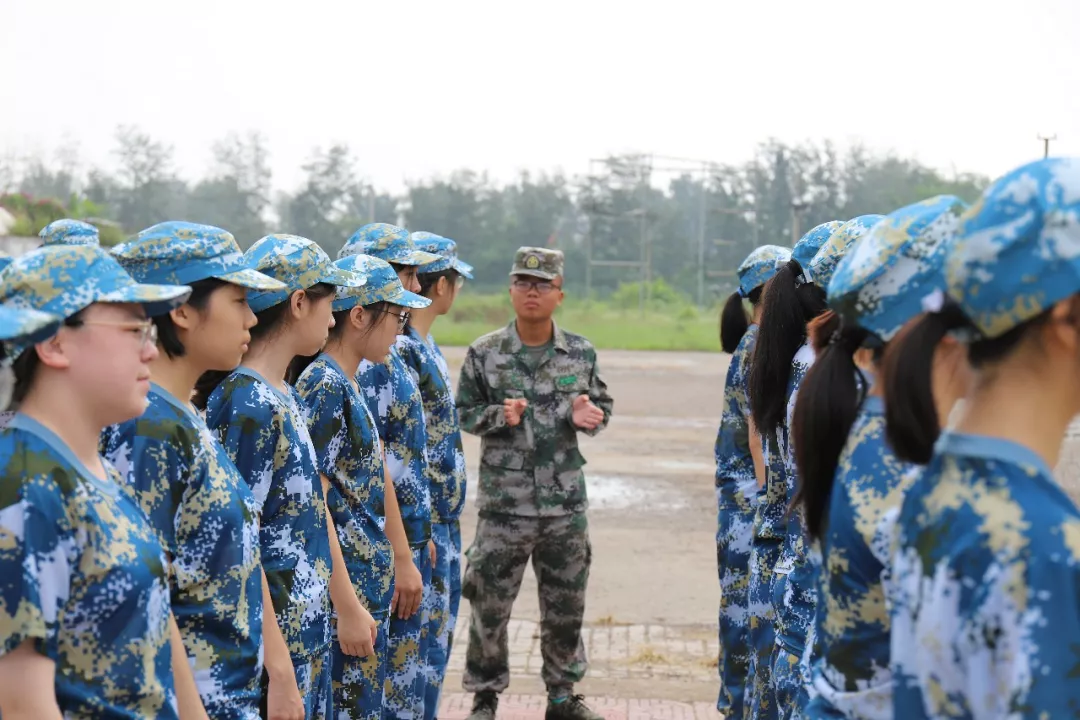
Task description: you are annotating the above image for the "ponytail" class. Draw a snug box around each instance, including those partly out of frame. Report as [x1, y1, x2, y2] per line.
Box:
[720, 286, 764, 354]
[288, 301, 393, 384]
[749, 259, 828, 435]
[791, 311, 871, 541]
[881, 301, 971, 464]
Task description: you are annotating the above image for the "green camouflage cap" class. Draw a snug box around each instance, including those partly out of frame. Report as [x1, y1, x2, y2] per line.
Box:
[244, 234, 366, 313]
[510, 246, 564, 280]
[112, 221, 286, 292]
[332, 255, 432, 312]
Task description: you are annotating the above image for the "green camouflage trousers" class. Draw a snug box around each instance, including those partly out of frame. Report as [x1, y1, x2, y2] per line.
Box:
[461, 512, 591, 695]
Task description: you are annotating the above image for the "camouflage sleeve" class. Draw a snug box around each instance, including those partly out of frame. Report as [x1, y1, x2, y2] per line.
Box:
[302, 377, 351, 479]
[455, 344, 508, 437]
[396, 336, 423, 387]
[577, 348, 613, 438]
[209, 388, 278, 516]
[0, 479, 72, 657]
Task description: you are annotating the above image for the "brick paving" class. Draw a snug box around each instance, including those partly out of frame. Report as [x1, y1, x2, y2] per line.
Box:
[439, 616, 722, 717]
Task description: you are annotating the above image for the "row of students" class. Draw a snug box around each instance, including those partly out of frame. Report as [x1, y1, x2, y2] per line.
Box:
[0, 218, 471, 720]
[716, 156, 1080, 719]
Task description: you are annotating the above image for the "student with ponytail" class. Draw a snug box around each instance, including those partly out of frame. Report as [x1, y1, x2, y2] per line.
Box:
[203, 235, 366, 720]
[786, 196, 970, 719]
[102, 222, 288, 720]
[767, 214, 882, 719]
[296, 254, 431, 720]
[713, 244, 789, 718]
[743, 220, 839, 720]
[0, 245, 197, 719]
[395, 232, 475, 718]
[889, 158, 1080, 717]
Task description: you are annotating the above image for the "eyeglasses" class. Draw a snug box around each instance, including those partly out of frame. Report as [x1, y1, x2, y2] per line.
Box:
[65, 318, 158, 347]
[385, 309, 411, 332]
[512, 279, 561, 295]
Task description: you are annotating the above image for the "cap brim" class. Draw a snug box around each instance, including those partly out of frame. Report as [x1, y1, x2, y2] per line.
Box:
[387, 287, 433, 309]
[319, 265, 367, 288]
[216, 267, 288, 291]
[396, 249, 442, 266]
[452, 259, 474, 279]
[510, 269, 558, 281]
[0, 306, 61, 344]
[100, 282, 193, 317]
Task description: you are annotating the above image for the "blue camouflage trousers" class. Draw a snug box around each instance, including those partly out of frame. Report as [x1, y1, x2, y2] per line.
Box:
[424, 520, 462, 719]
[770, 643, 808, 720]
[332, 615, 390, 720]
[744, 539, 781, 720]
[260, 651, 333, 720]
[383, 544, 432, 719]
[716, 488, 755, 717]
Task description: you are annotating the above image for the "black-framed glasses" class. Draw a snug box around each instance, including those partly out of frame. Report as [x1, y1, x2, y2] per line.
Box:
[511, 279, 560, 295]
[385, 309, 411, 331]
[65, 317, 158, 347]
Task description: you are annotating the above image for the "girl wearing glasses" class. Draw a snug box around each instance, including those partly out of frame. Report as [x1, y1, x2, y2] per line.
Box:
[295, 254, 431, 720]
[395, 232, 473, 717]
[102, 222, 287, 720]
[200, 235, 366, 720]
[0, 244, 198, 719]
[338, 224, 440, 718]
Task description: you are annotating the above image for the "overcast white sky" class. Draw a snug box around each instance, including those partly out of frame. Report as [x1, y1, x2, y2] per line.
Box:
[6, 0, 1079, 193]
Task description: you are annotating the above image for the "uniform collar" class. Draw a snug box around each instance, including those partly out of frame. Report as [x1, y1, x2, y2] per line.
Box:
[501, 320, 569, 355]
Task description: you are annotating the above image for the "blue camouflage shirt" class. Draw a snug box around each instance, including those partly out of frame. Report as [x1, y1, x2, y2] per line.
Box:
[358, 346, 432, 547]
[397, 328, 468, 523]
[101, 384, 263, 719]
[204, 368, 333, 660]
[0, 414, 177, 719]
[715, 324, 758, 507]
[297, 354, 395, 620]
[807, 395, 917, 719]
[773, 341, 818, 657]
[891, 432, 1080, 718]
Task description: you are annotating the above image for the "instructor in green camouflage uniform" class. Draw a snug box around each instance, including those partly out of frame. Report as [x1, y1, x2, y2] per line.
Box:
[456, 247, 614, 720]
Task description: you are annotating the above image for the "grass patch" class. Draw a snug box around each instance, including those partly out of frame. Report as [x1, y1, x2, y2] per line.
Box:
[431, 293, 722, 352]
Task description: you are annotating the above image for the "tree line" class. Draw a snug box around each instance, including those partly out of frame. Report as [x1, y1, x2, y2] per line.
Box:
[1, 127, 989, 302]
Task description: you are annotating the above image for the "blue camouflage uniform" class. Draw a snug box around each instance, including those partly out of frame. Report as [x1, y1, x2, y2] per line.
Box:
[340, 223, 440, 719]
[892, 158, 1080, 717]
[745, 221, 840, 720]
[396, 232, 475, 718]
[715, 244, 790, 717]
[297, 254, 431, 720]
[801, 196, 967, 720]
[769, 215, 882, 720]
[39, 218, 101, 246]
[205, 234, 365, 719]
[0, 244, 189, 719]
[103, 222, 288, 720]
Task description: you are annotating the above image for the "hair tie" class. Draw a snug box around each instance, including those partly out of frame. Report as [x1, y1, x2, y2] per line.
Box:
[921, 288, 945, 314]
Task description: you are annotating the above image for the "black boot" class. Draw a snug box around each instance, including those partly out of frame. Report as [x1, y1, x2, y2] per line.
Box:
[545, 694, 603, 720]
[466, 691, 499, 720]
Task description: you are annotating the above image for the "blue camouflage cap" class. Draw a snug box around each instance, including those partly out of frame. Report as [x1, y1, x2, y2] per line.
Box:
[807, 215, 884, 289]
[244, 234, 367, 313]
[792, 221, 844, 271]
[0, 304, 61, 346]
[411, 231, 474, 279]
[0, 245, 191, 354]
[737, 245, 791, 297]
[0, 253, 12, 274]
[332, 255, 432, 312]
[945, 157, 1080, 338]
[828, 196, 968, 342]
[338, 223, 441, 266]
[112, 221, 287, 292]
[39, 219, 100, 247]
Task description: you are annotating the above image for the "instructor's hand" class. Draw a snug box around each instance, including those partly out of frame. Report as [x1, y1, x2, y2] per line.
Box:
[572, 394, 604, 430]
[503, 398, 528, 427]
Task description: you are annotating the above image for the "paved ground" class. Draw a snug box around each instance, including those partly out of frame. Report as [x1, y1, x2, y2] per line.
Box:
[430, 345, 1080, 716]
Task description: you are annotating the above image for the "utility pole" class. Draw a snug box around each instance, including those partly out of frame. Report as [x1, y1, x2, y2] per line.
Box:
[791, 200, 809, 244]
[1038, 134, 1057, 159]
